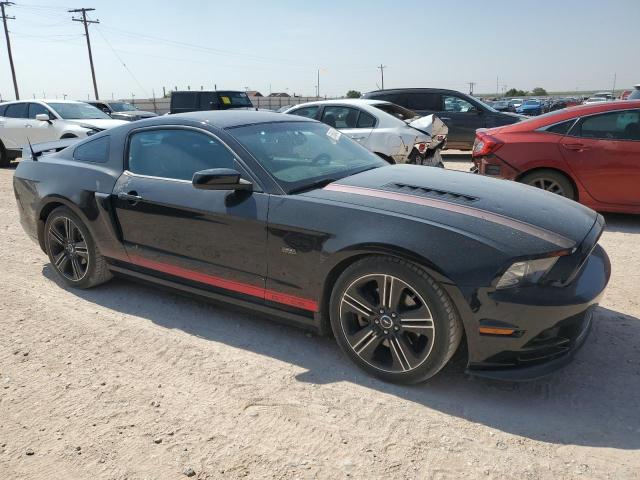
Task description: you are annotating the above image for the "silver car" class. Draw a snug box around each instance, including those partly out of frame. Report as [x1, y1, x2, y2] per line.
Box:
[284, 99, 448, 166]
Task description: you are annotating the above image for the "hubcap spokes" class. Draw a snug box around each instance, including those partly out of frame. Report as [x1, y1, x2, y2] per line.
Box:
[48, 217, 89, 282]
[339, 274, 435, 374]
[531, 178, 565, 196]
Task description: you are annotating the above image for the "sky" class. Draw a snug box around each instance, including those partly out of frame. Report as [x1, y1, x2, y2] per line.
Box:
[0, 0, 638, 101]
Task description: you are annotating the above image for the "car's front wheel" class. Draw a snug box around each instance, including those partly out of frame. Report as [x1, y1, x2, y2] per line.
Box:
[330, 256, 462, 384]
[44, 207, 112, 289]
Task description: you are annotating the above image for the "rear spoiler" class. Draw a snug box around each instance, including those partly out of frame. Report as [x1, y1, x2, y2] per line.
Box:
[21, 138, 80, 161]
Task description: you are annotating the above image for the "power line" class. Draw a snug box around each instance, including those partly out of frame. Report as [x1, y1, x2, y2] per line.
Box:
[1, 1, 19, 99]
[69, 7, 99, 100]
[377, 64, 386, 90]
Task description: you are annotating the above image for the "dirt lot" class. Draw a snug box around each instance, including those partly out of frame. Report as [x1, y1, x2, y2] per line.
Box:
[1, 162, 639, 480]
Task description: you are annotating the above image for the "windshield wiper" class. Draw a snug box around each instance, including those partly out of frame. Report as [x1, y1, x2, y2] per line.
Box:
[288, 178, 338, 194]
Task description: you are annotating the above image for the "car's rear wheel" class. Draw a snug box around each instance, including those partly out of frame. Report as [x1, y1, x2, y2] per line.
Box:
[520, 170, 576, 200]
[330, 256, 462, 384]
[44, 207, 112, 289]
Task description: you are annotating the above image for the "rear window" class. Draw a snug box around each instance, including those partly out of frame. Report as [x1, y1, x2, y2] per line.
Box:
[74, 136, 110, 163]
[171, 93, 197, 109]
[289, 106, 319, 119]
[374, 103, 418, 120]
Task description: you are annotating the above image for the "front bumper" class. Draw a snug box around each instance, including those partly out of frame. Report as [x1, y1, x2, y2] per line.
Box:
[462, 244, 610, 381]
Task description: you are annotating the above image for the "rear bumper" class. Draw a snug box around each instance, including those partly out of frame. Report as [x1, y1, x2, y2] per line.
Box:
[462, 244, 610, 381]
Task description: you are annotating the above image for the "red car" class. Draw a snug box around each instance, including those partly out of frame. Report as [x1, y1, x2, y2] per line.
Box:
[472, 101, 640, 214]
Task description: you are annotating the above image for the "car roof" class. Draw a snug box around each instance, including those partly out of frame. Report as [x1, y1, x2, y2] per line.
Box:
[287, 98, 391, 110]
[0, 99, 86, 105]
[364, 87, 468, 96]
[138, 110, 316, 129]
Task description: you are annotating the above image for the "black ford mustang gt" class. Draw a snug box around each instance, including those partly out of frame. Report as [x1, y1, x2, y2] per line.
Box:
[13, 111, 610, 383]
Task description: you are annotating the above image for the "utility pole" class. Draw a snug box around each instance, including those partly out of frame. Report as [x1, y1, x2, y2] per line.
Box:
[611, 73, 617, 98]
[69, 7, 99, 100]
[1, 1, 19, 99]
[377, 64, 386, 90]
[468, 82, 476, 95]
[316, 70, 319, 98]
[496, 76, 499, 97]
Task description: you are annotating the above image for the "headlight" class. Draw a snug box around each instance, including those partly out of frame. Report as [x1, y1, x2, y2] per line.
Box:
[496, 257, 560, 289]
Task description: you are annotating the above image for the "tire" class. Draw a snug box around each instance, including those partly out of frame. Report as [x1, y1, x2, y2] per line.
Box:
[0, 141, 9, 168]
[520, 169, 576, 200]
[44, 206, 112, 289]
[60, 134, 78, 139]
[329, 256, 462, 384]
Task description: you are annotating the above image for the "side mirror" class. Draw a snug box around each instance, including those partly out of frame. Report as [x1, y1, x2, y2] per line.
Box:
[35, 113, 50, 122]
[192, 168, 253, 191]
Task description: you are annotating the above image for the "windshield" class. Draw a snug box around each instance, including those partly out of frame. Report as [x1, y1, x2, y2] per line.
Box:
[628, 89, 640, 100]
[524, 100, 539, 105]
[48, 102, 111, 120]
[229, 121, 386, 193]
[109, 102, 137, 111]
[474, 98, 498, 113]
[218, 92, 253, 107]
[374, 103, 418, 121]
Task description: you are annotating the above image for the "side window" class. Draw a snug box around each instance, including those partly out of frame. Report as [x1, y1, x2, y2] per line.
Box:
[401, 93, 440, 111]
[357, 111, 376, 128]
[4, 103, 28, 118]
[199, 93, 217, 110]
[442, 95, 476, 113]
[546, 119, 576, 135]
[320, 106, 360, 128]
[128, 129, 236, 181]
[28, 103, 52, 119]
[74, 136, 110, 163]
[575, 110, 640, 141]
[0, 104, 7, 116]
[289, 106, 319, 119]
[171, 93, 197, 109]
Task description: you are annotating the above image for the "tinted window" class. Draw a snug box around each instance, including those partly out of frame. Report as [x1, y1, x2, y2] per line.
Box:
[74, 136, 110, 163]
[0, 104, 7, 116]
[574, 110, 640, 141]
[321, 106, 360, 128]
[4, 103, 28, 118]
[357, 111, 376, 128]
[199, 93, 217, 110]
[398, 93, 440, 111]
[28, 103, 51, 119]
[629, 89, 640, 100]
[128, 129, 236, 180]
[443, 95, 476, 113]
[217, 92, 252, 107]
[546, 119, 575, 135]
[171, 93, 197, 109]
[289, 106, 319, 119]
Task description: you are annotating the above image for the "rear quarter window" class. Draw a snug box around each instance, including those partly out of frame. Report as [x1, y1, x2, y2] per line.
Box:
[4, 103, 28, 118]
[73, 136, 110, 163]
[171, 93, 197, 109]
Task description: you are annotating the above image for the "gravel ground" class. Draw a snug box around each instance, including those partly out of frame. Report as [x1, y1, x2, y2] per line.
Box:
[1, 163, 639, 480]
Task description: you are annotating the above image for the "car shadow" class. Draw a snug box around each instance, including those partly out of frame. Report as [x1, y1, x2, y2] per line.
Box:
[43, 265, 640, 451]
[603, 213, 640, 234]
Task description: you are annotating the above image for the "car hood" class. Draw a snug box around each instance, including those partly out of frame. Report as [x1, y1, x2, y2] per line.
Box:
[66, 118, 129, 130]
[111, 110, 157, 119]
[407, 114, 449, 138]
[303, 165, 598, 254]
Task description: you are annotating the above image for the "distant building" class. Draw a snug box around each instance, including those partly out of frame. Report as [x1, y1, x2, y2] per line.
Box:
[268, 92, 290, 98]
[246, 91, 263, 97]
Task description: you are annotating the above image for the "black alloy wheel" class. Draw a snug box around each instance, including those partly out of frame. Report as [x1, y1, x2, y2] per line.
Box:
[47, 216, 89, 282]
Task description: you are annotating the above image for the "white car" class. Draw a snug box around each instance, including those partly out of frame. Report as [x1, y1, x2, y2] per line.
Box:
[0, 99, 127, 166]
[283, 99, 448, 166]
[583, 97, 608, 105]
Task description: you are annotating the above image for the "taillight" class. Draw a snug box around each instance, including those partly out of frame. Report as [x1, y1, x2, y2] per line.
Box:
[472, 133, 504, 157]
[414, 142, 427, 154]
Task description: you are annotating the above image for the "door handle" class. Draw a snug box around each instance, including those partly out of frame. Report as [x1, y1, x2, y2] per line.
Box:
[118, 191, 143, 203]
[350, 136, 367, 140]
[562, 143, 590, 151]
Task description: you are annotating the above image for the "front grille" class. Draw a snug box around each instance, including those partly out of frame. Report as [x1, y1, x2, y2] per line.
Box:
[383, 182, 478, 203]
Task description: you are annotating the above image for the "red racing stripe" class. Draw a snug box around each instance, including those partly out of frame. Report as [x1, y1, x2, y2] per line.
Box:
[128, 255, 318, 312]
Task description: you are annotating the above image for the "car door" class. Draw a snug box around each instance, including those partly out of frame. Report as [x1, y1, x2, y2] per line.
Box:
[0, 102, 29, 150]
[26, 103, 58, 143]
[319, 106, 375, 146]
[440, 94, 484, 148]
[559, 109, 640, 206]
[112, 126, 269, 298]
